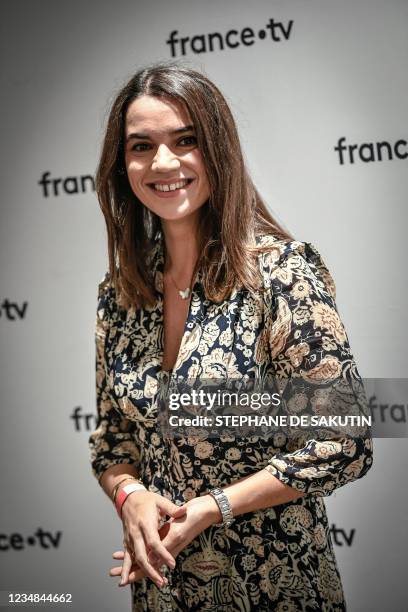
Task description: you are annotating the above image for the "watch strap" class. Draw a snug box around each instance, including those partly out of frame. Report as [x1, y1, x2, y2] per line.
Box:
[209, 487, 235, 528]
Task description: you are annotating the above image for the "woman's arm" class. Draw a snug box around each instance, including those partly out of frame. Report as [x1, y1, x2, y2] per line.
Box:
[89, 274, 141, 483]
[202, 469, 304, 525]
[90, 275, 187, 588]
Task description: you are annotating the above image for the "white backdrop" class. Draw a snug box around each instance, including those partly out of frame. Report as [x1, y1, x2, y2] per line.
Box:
[1, 1, 407, 610]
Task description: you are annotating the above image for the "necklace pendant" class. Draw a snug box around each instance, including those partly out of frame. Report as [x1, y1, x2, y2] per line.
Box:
[179, 287, 190, 300]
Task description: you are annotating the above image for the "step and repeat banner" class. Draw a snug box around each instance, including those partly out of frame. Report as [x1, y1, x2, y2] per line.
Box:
[1, 1, 407, 610]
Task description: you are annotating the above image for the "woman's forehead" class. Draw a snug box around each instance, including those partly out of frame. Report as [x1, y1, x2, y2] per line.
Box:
[125, 95, 192, 133]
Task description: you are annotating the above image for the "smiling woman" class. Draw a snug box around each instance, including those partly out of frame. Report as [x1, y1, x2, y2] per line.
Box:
[95, 63, 290, 311]
[89, 62, 373, 612]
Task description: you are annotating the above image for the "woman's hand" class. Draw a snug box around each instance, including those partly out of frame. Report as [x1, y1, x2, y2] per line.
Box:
[120, 490, 187, 588]
[111, 495, 221, 587]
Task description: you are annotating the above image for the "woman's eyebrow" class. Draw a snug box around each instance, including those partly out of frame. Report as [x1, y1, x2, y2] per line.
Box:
[126, 124, 195, 141]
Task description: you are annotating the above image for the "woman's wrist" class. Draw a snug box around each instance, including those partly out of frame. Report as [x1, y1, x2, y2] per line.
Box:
[196, 494, 223, 527]
[116, 482, 147, 517]
[99, 464, 140, 500]
[111, 475, 142, 502]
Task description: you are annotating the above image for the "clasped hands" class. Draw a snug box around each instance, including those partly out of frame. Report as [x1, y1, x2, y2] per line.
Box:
[110, 491, 221, 589]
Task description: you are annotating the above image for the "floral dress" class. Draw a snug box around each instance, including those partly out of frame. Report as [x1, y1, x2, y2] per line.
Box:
[89, 233, 373, 612]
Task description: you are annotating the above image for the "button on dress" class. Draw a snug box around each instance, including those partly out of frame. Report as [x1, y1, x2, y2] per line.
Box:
[89, 233, 373, 611]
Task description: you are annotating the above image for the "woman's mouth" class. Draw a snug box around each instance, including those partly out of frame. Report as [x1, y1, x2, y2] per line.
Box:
[148, 178, 194, 196]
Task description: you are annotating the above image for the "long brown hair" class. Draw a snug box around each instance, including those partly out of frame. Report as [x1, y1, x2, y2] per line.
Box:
[96, 61, 292, 309]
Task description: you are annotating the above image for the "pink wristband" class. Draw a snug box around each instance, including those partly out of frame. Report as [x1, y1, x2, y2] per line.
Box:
[115, 482, 147, 518]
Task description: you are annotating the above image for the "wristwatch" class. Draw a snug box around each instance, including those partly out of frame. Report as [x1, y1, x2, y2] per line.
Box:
[208, 487, 235, 528]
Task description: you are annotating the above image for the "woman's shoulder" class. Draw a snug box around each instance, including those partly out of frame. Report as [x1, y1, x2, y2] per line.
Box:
[97, 270, 115, 301]
[97, 270, 111, 295]
[255, 233, 336, 301]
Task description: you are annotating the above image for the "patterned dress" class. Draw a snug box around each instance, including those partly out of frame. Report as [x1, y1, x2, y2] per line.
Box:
[89, 233, 373, 611]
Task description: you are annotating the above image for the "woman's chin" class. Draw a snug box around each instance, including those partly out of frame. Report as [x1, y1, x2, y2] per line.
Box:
[152, 203, 203, 223]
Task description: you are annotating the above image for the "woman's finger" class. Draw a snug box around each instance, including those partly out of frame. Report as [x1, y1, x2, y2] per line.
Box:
[140, 523, 176, 571]
[111, 549, 161, 579]
[113, 563, 163, 585]
[147, 521, 179, 570]
[111, 550, 140, 574]
[112, 565, 143, 583]
[112, 519, 176, 587]
[119, 548, 134, 586]
[119, 563, 168, 587]
[110, 551, 173, 586]
[129, 534, 167, 588]
[158, 499, 187, 520]
[112, 550, 125, 559]
[113, 520, 171, 561]
[110, 563, 138, 577]
[111, 564, 127, 577]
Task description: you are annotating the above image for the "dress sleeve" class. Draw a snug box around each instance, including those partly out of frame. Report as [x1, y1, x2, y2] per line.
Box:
[88, 273, 140, 484]
[260, 241, 373, 497]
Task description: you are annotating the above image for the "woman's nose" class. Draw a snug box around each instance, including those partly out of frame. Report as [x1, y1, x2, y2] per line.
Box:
[151, 144, 180, 171]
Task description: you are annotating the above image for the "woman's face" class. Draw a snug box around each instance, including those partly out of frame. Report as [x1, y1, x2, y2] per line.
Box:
[124, 95, 210, 222]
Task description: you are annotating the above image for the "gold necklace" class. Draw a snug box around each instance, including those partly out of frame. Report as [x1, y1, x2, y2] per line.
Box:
[168, 270, 191, 300]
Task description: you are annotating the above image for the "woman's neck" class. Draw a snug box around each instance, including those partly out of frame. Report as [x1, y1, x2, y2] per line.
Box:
[161, 215, 199, 282]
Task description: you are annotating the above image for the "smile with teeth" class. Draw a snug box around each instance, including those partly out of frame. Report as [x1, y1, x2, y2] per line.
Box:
[151, 179, 192, 192]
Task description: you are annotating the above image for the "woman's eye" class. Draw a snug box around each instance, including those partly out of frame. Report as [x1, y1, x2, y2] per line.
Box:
[131, 143, 151, 152]
[130, 136, 196, 153]
[178, 135, 197, 146]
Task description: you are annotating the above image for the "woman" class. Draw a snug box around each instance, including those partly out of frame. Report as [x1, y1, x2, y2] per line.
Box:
[89, 62, 373, 611]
